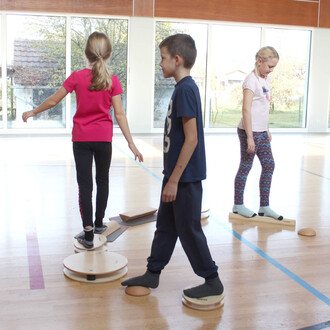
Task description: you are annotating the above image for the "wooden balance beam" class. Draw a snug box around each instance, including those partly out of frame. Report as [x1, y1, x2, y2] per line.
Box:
[229, 212, 296, 226]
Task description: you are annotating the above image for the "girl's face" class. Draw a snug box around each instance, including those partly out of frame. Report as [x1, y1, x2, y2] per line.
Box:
[257, 58, 279, 77]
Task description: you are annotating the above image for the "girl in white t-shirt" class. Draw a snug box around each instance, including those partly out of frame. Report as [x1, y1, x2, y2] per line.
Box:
[233, 46, 283, 220]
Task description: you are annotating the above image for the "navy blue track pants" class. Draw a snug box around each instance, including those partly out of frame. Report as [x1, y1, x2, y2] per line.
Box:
[147, 177, 218, 278]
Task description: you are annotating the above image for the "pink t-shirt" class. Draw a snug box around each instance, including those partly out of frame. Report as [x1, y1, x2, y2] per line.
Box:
[238, 71, 271, 132]
[63, 68, 123, 142]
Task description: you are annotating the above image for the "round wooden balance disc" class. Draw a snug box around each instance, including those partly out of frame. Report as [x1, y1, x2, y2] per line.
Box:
[74, 234, 107, 251]
[63, 251, 128, 283]
[182, 293, 224, 311]
[125, 286, 151, 297]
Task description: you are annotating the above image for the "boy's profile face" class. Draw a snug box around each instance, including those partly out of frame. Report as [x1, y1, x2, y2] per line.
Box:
[159, 46, 176, 78]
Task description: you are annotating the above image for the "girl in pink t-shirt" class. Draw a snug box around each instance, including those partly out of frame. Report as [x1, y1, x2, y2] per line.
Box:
[233, 46, 283, 220]
[23, 32, 143, 248]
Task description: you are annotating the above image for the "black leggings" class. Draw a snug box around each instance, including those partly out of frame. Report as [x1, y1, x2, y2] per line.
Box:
[73, 142, 112, 228]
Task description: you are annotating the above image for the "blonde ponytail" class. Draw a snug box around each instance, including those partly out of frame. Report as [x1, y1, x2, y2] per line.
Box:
[85, 32, 112, 91]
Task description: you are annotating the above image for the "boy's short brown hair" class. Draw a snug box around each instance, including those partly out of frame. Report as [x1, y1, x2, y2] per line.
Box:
[159, 34, 197, 69]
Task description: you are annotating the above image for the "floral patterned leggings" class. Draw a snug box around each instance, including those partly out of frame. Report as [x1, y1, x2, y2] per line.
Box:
[234, 128, 275, 207]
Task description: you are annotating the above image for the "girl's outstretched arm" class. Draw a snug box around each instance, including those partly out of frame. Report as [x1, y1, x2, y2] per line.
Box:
[112, 94, 143, 162]
[22, 87, 68, 122]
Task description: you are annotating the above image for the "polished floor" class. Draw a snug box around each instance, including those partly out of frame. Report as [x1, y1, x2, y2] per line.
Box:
[0, 133, 329, 329]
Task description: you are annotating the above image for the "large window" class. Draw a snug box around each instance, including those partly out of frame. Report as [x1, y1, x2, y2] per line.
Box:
[264, 28, 311, 128]
[154, 22, 312, 129]
[6, 15, 66, 128]
[208, 25, 261, 128]
[154, 22, 207, 128]
[0, 13, 128, 130]
[70, 17, 128, 125]
[328, 93, 330, 128]
[0, 16, 2, 129]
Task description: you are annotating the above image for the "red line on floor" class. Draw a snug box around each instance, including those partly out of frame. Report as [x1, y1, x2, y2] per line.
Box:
[26, 230, 45, 290]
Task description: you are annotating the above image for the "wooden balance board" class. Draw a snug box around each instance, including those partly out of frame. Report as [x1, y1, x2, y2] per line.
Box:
[182, 293, 224, 311]
[74, 234, 107, 251]
[119, 207, 157, 222]
[63, 251, 128, 283]
[228, 212, 296, 226]
[74, 245, 108, 254]
[201, 208, 210, 221]
[100, 220, 121, 236]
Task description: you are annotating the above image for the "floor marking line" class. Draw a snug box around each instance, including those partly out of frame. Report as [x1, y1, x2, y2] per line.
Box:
[214, 217, 330, 306]
[26, 228, 45, 290]
[117, 144, 330, 307]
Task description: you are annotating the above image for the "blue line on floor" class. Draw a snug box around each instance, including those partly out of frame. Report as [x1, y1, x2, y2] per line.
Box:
[213, 217, 330, 306]
[115, 142, 330, 307]
[301, 168, 330, 180]
[297, 320, 330, 330]
[113, 144, 163, 182]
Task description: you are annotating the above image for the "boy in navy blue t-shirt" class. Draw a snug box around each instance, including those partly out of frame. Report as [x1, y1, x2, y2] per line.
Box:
[122, 34, 223, 300]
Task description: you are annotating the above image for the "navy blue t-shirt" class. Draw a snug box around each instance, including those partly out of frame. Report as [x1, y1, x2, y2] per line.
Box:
[163, 76, 206, 182]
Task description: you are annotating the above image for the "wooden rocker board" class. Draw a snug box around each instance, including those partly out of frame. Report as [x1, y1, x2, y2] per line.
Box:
[119, 207, 157, 222]
[182, 293, 224, 311]
[63, 251, 128, 282]
[228, 212, 296, 226]
[201, 208, 210, 220]
[63, 266, 128, 283]
[100, 220, 121, 237]
[74, 234, 107, 251]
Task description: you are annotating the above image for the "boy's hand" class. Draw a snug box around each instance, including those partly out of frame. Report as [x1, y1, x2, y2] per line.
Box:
[162, 180, 178, 203]
[128, 143, 144, 162]
[22, 110, 36, 122]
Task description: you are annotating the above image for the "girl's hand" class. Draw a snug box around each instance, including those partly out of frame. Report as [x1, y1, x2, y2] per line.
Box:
[268, 131, 272, 142]
[247, 136, 255, 154]
[22, 110, 36, 122]
[128, 143, 143, 162]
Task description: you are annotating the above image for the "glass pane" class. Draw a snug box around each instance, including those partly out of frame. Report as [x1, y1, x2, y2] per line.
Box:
[154, 22, 207, 128]
[70, 17, 128, 126]
[7, 15, 66, 128]
[0, 16, 2, 129]
[328, 93, 330, 128]
[265, 28, 311, 128]
[208, 25, 261, 128]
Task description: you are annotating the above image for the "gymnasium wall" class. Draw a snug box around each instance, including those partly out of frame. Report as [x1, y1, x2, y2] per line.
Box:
[0, 0, 329, 28]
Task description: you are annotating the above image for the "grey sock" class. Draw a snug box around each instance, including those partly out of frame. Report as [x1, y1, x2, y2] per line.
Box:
[121, 270, 160, 289]
[258, 206, 283, 220]
[183, 276, 224, 299]
[233, 204, 257, 218]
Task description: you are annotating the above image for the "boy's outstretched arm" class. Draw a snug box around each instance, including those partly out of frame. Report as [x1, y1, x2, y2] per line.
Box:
[162, 116, 198, 203]
[22, 87, 68, 122]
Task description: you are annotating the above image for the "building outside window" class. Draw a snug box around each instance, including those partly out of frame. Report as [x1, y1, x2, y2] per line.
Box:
[6, 15, 66, 128]
[70, 17, 128, 126]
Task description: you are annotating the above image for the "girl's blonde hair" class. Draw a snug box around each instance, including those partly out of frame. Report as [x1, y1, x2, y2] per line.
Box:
[255, 46, 279, 65]
[85, 32, 112, 91]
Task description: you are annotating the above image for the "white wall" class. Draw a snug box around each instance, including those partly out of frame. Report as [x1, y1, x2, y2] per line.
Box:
[126, 17, 155, 134]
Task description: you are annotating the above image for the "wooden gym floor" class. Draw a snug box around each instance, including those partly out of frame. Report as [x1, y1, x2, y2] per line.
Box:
[0, 133, 329, 329]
